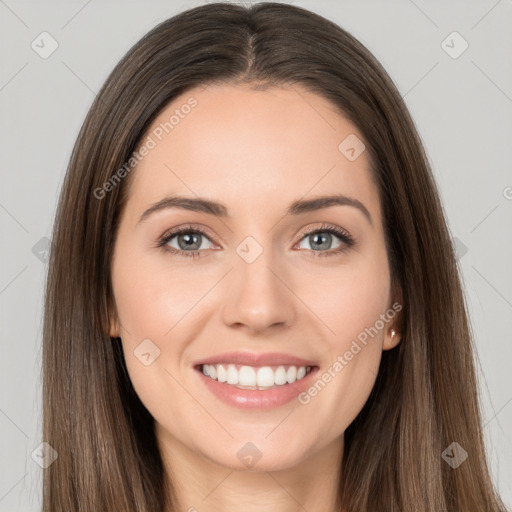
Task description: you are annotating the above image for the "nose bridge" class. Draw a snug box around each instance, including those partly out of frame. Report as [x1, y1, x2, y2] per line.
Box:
[221, 234, 296, 332]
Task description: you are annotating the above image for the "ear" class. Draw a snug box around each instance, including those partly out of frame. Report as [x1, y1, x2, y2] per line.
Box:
[107, 299, 121, 338]
[383, 280, 403, 351]
[109, 317, 120, 338]
[383, 326, 401, 350]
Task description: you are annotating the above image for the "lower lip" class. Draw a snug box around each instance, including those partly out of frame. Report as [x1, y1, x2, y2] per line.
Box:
[195, 366, 319, 410]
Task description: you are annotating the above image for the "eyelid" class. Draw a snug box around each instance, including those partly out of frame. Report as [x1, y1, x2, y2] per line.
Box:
[158, 223, 219, 246]
[293, 223, 353, 245]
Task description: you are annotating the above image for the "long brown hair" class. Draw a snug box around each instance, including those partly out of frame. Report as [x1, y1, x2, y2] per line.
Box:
[42, 2, 508, 510]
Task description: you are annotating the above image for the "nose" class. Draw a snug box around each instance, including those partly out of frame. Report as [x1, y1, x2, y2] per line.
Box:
[221, 248, 297, 334]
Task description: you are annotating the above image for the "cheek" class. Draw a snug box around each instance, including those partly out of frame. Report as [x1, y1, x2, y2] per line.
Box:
[111, 243, 214, 340]
[311, 344, 382, 440]
[110, 250, 200, 428]
[298, 291, 386, 441]
[110, 247, 216, 407]
[299, 249, 391, 350]
[292, 249, 390, 429]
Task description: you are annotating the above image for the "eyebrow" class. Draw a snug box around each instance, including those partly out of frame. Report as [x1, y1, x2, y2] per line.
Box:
[138, 194, 373, 226]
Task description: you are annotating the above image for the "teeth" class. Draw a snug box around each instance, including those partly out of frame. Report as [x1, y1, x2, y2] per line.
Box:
[240, 365, 257, 386]
[200, 364, 312, 389]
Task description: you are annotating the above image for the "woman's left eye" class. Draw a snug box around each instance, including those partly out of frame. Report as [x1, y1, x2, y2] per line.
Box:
[157, 223, 355, 259]
[294, 224, 356, 258]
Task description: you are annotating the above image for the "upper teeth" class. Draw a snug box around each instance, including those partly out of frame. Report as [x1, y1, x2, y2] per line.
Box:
[201, 364, 311, 388]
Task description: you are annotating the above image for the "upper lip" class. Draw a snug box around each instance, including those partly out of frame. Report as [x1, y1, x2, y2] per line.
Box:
[194, 351, 318, 368]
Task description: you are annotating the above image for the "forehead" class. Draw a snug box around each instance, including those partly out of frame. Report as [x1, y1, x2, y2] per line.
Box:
[123, 83, 380, 225]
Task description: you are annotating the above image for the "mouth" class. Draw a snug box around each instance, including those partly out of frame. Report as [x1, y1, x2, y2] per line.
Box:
[194, 363, 316, 390]
[193, 361, 320, 410]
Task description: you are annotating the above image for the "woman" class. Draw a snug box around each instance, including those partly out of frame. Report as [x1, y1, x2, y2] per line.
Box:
[42, 2, 508, 511]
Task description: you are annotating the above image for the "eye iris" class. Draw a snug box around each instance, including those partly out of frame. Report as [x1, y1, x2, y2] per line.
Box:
[310, 232, 331, 250]
[178, 232, 201, 250]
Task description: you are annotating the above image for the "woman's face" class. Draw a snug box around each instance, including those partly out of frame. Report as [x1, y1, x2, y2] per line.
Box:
[109, 83, 400, 472]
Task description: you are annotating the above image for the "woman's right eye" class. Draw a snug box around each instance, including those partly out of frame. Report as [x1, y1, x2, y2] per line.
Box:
[158, 227, 215, 259]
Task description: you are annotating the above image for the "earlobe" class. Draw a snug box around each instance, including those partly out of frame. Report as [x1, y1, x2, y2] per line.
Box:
[109, 318, 120, 338]
[383, 281, 403, 350]
[383, 327, 401, 350]
[108, 302, 121, 338]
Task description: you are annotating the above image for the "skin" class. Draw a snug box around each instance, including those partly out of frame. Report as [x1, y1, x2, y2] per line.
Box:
[109, 82, 402, 512]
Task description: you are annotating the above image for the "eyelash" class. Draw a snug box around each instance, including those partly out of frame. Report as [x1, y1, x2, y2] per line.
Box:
[156, 222, 356, 260]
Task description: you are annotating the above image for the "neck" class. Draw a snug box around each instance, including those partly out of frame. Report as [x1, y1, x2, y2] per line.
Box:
[157, 425, 344, 512]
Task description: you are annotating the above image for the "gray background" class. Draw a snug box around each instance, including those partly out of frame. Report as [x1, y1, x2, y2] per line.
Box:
[1, 0, 511, 510]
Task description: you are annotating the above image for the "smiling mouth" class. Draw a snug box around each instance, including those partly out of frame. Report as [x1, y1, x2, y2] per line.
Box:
[195, 363, 316, 390]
